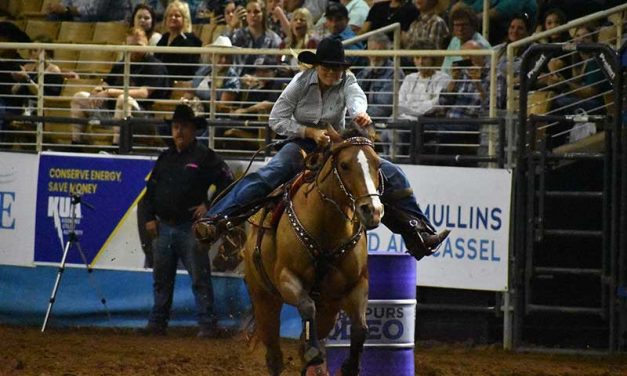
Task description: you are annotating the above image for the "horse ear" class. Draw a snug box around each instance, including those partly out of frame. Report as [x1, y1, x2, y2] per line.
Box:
[326, 125, 343, 144]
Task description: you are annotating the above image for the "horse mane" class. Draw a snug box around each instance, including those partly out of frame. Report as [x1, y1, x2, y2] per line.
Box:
[340, 125, 376, 142]
[304, 125, 376, 173]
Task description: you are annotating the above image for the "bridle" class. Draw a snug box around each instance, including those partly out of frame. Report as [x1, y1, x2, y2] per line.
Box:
[315, 136, 383, 222]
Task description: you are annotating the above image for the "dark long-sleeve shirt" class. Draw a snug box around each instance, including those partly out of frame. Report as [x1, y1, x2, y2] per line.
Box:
[145, 140, 234, 225]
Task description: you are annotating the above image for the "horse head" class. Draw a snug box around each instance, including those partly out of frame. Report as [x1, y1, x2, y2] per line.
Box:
[326, 126, 384, 230]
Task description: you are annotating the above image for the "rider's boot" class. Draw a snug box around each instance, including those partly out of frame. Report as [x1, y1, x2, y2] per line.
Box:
[402, 218, 450, 261]
[193, 215, 230, 244]
[381, 203, 450, 261]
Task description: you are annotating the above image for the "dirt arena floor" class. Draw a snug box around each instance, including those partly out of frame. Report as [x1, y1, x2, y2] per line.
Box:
[1, 324, 626, 376]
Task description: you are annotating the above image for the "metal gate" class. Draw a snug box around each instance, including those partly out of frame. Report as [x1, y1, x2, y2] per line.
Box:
[514, 43, 625, 352]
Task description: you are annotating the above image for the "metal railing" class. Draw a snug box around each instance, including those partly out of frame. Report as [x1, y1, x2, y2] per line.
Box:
[1, 39, 498, 158]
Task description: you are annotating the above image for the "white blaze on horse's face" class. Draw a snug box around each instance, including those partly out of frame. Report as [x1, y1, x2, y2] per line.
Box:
[355, 150, 384, 229]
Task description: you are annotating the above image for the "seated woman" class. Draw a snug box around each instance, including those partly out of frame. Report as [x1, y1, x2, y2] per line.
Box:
[194, 38, 450, 261]
[155, 0, 203, 80]
[230, 0, 282, 76]
[279, 7, 319, 69]
[130, 3, 162, 46]
[493, 14, 532, 109]
[220, 0, 247, 40]
[548, 24, 610, 115]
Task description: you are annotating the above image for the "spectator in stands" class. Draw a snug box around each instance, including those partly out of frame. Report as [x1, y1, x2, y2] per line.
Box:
[230, 0, 282, 76]
[323, 1, 365, 66]
[0, 22, 31, 136]
[403, 0, 450, 50]
[461, 0, 537, 45]
[359, 0, 419, 36]
[380, 39, 449, 155]
[10, 37, 65, 106]
[356, 34, 401, 120]
[46, 0, 129, 22]
[70, 28, 169, 145]
[439, 40, 490, 123]
[441, 3, 490, 73]
[533, 9, 572, 90]
[284, 0, 329, 23]
[221, 0, 247, 39]
[314, 0, 370, 35]
[536, 7, 570, 43]
[280, 8, 319, 68]
[535, 0, 608, 31]
[398, 40, 450, 120]
[155, 1, 203, 80]
[191, 36, 241, 113]
[141, 103, 234, 337]
[266, 0, 290, 38]
[493, 14, 531, 109]
[234, 56, 285, 116]
[548, 24, 611, 116]
[131, 3, 162, 46]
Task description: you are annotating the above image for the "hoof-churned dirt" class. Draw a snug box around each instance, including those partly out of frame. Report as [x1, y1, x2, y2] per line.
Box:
[1, 325, 626, 375]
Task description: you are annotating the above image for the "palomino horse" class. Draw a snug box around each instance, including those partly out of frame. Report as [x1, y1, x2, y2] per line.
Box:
[244, 132, 383, 376]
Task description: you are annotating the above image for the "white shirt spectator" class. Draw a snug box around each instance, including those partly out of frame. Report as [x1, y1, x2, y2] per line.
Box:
[398, 70, 450, 119]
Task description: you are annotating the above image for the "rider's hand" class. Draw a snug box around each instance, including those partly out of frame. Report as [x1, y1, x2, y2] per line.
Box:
[305, 127, 330, 147]
[190, 203, 208, 219]
[145, 220, 159, 238]
[353, 112, 371, 128]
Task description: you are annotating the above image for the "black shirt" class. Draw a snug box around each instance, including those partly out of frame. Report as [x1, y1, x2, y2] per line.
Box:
[155, 32, 202, 79]
[146, 140, 234, 225]
[106, 54, 170, 109]
[365, 1, 419, 32]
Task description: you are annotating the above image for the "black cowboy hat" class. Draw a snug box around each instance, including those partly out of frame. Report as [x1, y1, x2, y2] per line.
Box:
[169, 104, 207, 129]
[298, 37, 351, 67]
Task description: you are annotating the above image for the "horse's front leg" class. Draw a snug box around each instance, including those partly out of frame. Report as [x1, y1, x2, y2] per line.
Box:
[338, 276, 369, 376]
[278, 268, 326, 368]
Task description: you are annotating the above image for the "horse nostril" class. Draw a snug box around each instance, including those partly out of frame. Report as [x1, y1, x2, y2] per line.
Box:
[359, 204, 372, 216]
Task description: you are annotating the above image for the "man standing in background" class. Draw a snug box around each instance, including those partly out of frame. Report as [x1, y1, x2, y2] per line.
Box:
[142, 104, 234, 337]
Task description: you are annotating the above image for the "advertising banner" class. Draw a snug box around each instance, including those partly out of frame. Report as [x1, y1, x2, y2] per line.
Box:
[366, 165, 512, 291]
[34, 152, 154, 267]
[0, 152, 39, 266]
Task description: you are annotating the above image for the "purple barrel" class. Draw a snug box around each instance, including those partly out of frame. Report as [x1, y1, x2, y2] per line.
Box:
[326, 252, 416, 375]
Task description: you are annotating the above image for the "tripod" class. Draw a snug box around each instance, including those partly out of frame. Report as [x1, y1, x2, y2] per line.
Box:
[41, 193, 111, 332]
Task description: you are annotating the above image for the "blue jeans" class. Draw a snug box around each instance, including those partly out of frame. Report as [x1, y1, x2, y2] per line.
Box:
[149, 221, 215, 328]
[207, 140, 313, 217]
[207, 140, 431, 227]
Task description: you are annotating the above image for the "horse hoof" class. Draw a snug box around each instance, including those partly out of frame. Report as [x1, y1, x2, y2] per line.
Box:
[305, 362, 329, 376]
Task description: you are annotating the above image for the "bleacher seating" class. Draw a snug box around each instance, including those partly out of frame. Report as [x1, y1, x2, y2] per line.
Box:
[75, 49, 118, 74]
[51, 48, 80, 71]
[56, 22, 95, 44]
[91, 22, 129, 45]
[24, 20, 60, 40]
[19, 0, 58, 20]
